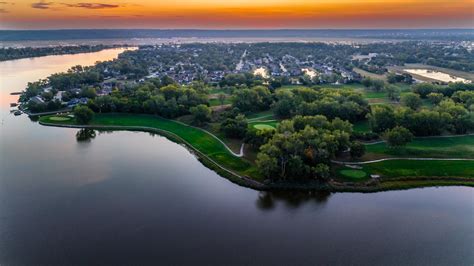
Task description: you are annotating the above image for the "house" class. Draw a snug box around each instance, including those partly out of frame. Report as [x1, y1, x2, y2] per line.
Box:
[30, 96, 45, 104]
[53, 91, 65, 102]
[67, 97, 89, 108]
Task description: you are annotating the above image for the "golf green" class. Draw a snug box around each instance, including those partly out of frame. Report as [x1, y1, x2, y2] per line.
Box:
[253, 124, 275, 130]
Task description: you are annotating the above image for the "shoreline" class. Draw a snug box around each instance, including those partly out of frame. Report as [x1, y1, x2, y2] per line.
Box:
[39, 117, 474, 193]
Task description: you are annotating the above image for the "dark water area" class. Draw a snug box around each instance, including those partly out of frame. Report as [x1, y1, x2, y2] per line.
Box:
[0, 50, 473, 265]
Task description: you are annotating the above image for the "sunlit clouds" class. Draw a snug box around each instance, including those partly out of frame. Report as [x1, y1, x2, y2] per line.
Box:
[1, 0, 473, 29]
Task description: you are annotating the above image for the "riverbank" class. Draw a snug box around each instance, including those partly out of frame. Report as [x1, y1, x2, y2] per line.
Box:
[0, 45, 129, 62]
[39, 113, 474, 192]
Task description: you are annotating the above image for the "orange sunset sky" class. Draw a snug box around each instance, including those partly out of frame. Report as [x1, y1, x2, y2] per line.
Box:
[0, 0, 473, 29]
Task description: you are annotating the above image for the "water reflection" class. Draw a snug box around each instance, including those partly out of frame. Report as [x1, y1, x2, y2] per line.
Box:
[76, 128, 96, 142]
[256, 190, 331, 210]
[28, 115, 39, 122]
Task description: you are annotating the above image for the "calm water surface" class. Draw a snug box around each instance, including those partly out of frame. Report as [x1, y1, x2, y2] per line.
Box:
[0, 50, 473, 266]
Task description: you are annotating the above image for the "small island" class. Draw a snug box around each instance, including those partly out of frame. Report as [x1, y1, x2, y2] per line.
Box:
[18, 43, 474, 192]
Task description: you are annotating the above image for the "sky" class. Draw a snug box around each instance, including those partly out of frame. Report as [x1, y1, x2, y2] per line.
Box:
[0, 0, 473, 29]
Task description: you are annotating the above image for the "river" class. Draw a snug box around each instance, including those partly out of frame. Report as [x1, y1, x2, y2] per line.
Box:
[0, 49, 473, 265]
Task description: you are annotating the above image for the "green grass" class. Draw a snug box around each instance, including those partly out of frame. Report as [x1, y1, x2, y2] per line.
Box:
[276, 85, 307, 91]
[339, 169, 368, 180]
[353, 120, 371, 133]
[253, 124, 276, 130]
[41, 113, 259, 178]
[49, 116, 71, 121]
[362, 160, 474, 178]
[366, 135, 474, 159]
[246, 110, 275, 121]
[209, 97, 232, 107]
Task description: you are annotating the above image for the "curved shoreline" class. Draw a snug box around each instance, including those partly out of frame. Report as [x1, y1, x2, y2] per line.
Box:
[39, 119, 474, 193]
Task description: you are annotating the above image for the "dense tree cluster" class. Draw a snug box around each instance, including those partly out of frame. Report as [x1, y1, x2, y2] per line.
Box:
[412, 82, 474, 98]
[221, 114, 248, 138]
[369, 100, 473, 136]
[88, 81, 208, 118]
[273, 87, 369, 122]
[256, 115, 353, 180]
[231, 86, 273, 113]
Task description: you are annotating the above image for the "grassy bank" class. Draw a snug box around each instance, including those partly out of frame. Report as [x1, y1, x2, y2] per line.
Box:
[365, 135, 474, 159]
[337, 160, 474, 181]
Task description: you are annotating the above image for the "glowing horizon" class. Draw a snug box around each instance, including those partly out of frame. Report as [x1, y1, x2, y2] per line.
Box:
[0, 0, 473, 30]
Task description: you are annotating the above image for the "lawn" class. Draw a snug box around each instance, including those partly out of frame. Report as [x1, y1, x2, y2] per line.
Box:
[276, 85, 308, 91]
[339, 169, 368, 181]
[209, 97, 232, 107]
[365, 135, 474, 159]
[353, 120, 371, 133]
[41, 113, 259, 178]
[246, 110, 276, 121]
[362, 160, 474, 178]
[49, 116, 71, 121]
[353, 67, 387, 81]
[253, 124, 276, 130]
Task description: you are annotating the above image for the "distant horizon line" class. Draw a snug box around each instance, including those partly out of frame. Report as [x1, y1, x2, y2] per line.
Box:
[1, 28, 473, 31]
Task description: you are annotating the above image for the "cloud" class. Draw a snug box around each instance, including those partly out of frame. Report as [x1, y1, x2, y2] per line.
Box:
[31, 1, 53, 9]
[62, 3, 120, 9]
[0, 8, 7, 13]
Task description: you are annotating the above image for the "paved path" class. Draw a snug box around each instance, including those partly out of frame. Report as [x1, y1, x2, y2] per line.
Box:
[23, 108, 72, 116]
[172, 119, 245, 157]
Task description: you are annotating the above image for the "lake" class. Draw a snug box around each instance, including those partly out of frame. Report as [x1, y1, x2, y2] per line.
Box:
[0, 49, 473, 265]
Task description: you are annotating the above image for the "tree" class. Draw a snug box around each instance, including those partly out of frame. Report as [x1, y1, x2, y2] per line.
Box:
[81, 87, 97, 99]
[74, 105, 94, 124]
[401, 93, 422, 110]
[384, 126, 413, 148]
[412, 83, 439, 98]
[361, 77, 373, 88]
[273, 90, 295, 118]
[245, 127, 275, 149]
[371, 79, 385, 92]
[386, 73, 398, 84]
[427, 92, 444, 105]
[190, 104, 211, 125]
[218, 94, 227, 106]
[350, 141, 366, 159]
[368, 105, 396, 133]
[385, 85, 401, 101]
[221, 114, 248, 138]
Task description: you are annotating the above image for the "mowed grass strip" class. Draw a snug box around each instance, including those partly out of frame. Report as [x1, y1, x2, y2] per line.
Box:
[249, 120, 278, 129]
[42, 113, 257, 176]
[366, 135, 474, 159]
[339, 169, 368, 181]
[362, 160, 474, 178]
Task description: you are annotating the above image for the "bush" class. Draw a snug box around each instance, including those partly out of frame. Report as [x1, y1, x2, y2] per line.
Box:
[401, 93, 422, 110]
[221, 114, 248, 138]
[384, 126, 413, 148]
[350, 141, 366, 159]
[190, 104, 211, 125]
